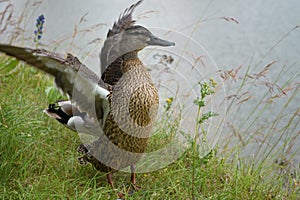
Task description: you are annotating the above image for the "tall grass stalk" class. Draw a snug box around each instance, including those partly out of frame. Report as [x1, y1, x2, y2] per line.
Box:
[1, 1, 300, 199]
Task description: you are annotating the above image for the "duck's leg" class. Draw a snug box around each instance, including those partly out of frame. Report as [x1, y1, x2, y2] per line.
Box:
[107, 173, 125, 199]
[107, 173, 114, 188]
[130, 165, 141, 191]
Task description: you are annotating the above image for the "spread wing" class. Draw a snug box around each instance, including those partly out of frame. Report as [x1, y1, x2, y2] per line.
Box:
[0, 44, 110, 127]
[106, 0, 142, 37]
[100, 0, 143, 73]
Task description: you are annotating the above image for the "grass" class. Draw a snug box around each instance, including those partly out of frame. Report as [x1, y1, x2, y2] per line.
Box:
[0, 58, 299, 199]
[1, 0, 300, 199]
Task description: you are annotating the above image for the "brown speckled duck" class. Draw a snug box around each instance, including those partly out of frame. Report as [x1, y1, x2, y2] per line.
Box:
[0, 0, 174, 197]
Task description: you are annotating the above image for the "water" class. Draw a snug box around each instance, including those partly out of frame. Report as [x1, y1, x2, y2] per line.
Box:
[2, 0, 300, 167]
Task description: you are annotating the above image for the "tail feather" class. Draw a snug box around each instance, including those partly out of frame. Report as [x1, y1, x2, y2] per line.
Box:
[44, 102, 72, 125]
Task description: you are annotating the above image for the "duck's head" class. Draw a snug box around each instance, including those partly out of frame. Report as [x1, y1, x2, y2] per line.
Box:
[101, 25, 175, 68]
[100, 0, 175, 70]
[123, 25, 175, 49]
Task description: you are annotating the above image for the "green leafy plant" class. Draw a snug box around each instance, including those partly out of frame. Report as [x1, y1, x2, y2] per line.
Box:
[191, 78, 218, 198]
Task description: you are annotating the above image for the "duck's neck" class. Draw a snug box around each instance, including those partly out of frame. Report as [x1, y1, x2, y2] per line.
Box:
[121, 50, 143, 72]
[121, 50, 139, 61]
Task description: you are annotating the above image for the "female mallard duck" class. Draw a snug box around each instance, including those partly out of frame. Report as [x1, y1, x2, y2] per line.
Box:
[0, 0, 174, 197]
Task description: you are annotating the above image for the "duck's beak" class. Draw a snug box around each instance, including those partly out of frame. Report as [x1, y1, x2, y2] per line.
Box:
[148, 35, 175, 47]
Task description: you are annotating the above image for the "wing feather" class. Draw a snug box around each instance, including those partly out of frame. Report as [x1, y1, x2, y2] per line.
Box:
[106, 0, 142, 37]
[0, 44, 110, 126]
[100, 0, 143, 73]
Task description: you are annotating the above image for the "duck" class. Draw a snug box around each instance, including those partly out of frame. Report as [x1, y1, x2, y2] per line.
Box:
[0, 0, 175, 197]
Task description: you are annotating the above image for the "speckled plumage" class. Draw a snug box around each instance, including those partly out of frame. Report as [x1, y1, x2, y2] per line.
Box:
[78, 56, 159, 172]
